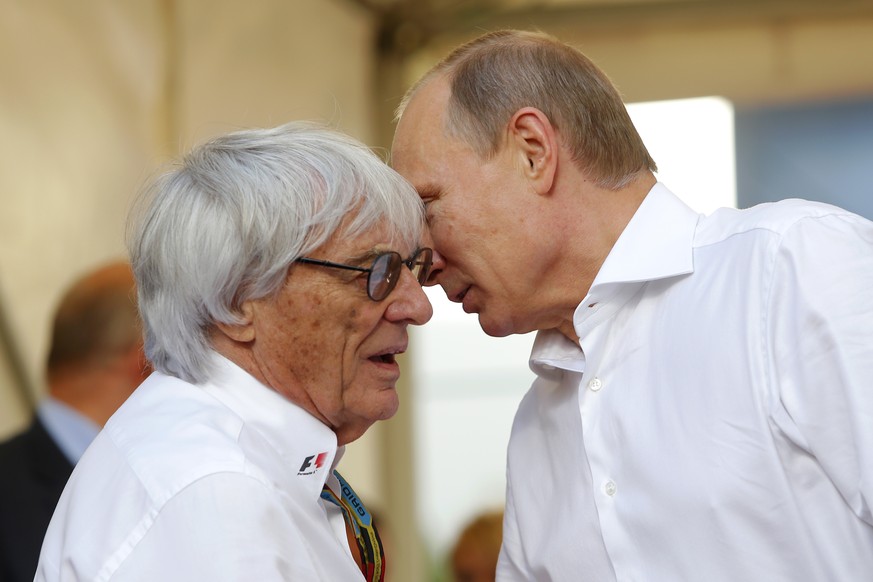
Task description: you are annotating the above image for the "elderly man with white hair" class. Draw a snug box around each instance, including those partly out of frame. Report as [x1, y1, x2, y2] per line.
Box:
[36, 122, 433, 581]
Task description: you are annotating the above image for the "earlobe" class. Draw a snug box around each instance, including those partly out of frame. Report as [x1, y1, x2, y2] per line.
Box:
[509, 107, 557, 194]
[215, 300, 256, 342]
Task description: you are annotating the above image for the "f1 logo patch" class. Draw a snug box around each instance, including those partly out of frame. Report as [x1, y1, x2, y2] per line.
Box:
[298, 452, 328, 475]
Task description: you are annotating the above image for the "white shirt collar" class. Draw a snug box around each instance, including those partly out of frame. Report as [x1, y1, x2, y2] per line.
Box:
[573, 183, 699, 339]
[529, 183, 700, 377]
[529, 329, 586, 379]
[591, 182, 699, 287]
[200, 353, 342, 501]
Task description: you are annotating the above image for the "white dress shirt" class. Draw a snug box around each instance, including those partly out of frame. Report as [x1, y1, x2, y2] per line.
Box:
[37, 354, 365, 581]
[498, 184, 873, 581]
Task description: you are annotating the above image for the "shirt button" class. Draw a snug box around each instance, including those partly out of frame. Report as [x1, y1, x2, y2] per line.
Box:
[588, 377, 603, 391]
[604, 480, 617, 496]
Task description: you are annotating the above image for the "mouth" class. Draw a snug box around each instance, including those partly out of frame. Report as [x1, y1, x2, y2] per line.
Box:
[452, 285, 479, 314]
[367, 345, 406, 366]
[450, 286, 470, 304]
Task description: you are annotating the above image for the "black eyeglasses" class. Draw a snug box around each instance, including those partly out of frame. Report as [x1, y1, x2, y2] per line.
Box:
[295, 248, 433, 301]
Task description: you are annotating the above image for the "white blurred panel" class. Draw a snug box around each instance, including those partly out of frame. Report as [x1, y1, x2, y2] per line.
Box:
[628, 96, 737, 213]
[411, 287, 534, 554]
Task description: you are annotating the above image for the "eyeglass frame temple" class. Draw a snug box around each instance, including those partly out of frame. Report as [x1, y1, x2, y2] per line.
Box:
[296, 249, 430, 280]
[295, 249, 430, 298]
[294, 257, 370, 274]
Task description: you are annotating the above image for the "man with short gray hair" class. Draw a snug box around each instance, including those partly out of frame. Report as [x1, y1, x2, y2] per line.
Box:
[37, 122, 433, 581]
[392, 29, 873, 581]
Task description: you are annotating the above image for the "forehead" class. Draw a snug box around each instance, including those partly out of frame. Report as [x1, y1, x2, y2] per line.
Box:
[316, 217, 413, 260]
[392, 76, 453, 168]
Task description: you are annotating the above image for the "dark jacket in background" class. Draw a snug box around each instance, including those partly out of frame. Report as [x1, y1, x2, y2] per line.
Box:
[0, 418, 73, 582]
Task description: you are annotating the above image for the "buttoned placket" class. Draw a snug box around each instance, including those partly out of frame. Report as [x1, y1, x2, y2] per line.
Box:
[573, 282, 648, 577]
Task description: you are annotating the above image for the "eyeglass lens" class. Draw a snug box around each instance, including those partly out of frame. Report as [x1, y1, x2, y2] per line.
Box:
[410, 248, 433, 285]
[368, 248, 433, 301]
[369, 252, 403, 301]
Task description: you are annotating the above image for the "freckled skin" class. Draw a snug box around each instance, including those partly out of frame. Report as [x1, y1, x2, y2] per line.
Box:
[231, 221, 433, 445]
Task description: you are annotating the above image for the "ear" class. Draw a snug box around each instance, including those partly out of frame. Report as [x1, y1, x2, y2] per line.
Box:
[214, 300, 257, 343]
[508, 107, 558, 195]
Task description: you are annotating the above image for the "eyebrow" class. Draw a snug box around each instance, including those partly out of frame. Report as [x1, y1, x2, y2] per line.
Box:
[349, 244, 420, 267]
[342, 249, 383, 267]
[345, 245, 424, 266]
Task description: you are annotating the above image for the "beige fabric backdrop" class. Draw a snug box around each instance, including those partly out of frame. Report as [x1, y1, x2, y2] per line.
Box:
[0, 0, 376, 429]
[0, 0, 424, 573]
[2, 2, 873, 579]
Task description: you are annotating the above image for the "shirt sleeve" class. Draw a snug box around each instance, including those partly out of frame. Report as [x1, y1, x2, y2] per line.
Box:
[109, 472, 324, 581]
[767, 210, 873, 525]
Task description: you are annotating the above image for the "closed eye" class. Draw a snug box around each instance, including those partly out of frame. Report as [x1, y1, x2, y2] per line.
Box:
[417, 185, 441, 206]
[417, 187, 441, 225]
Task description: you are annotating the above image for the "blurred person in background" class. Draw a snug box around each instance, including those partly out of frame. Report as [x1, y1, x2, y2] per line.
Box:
[450, 510, 503, 582]
[0, 261, 147, 582]
[37, 122, 433, 581]
[393, 29, 873, 581]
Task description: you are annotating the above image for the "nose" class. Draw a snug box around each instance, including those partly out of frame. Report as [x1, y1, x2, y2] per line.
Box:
[424, 248, 446, 286]
[385, 266, 433, 325]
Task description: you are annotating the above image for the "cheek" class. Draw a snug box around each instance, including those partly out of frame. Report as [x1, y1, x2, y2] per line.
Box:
[269, 294, 327, 365]
[338, 307, 374, 368]
[290, 320, 321, 363]
[341, 308, 386, 371]
[346, 307, 358, 329]
[430, 210, 465, 252]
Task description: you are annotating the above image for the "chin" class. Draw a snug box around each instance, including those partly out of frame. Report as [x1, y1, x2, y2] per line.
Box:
[379, 391, 401, 419]
[478, 313, 519, 338]
[366, 387, 400, 422]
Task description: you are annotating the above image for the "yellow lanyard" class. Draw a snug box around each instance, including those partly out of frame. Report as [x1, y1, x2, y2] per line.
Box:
[321, 471, 386, 582]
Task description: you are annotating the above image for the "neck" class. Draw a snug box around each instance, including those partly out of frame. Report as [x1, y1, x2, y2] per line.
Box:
[550, 171, 656, 341]
[49, 372, 121, 427]
[557, 320, 579, 344]
[212, 332, 364, 446]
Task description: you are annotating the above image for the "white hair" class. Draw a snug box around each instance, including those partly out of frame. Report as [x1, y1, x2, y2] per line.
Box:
[127, 122, 425, 383]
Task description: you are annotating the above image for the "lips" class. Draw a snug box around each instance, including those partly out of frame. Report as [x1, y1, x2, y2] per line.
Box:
[451, 286, 470, 304]
[366, 344, 406, 365]
[370, 352, 397, 364]
[451, 285, 480, 313]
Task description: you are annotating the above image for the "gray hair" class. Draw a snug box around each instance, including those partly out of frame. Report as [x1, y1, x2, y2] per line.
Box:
[127, 122, 425, 384]
[396, 30, 656, 189]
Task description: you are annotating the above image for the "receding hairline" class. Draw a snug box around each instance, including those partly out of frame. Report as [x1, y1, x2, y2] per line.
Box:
[395, 30, 559, 122]
[395, 29, 657, 188]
